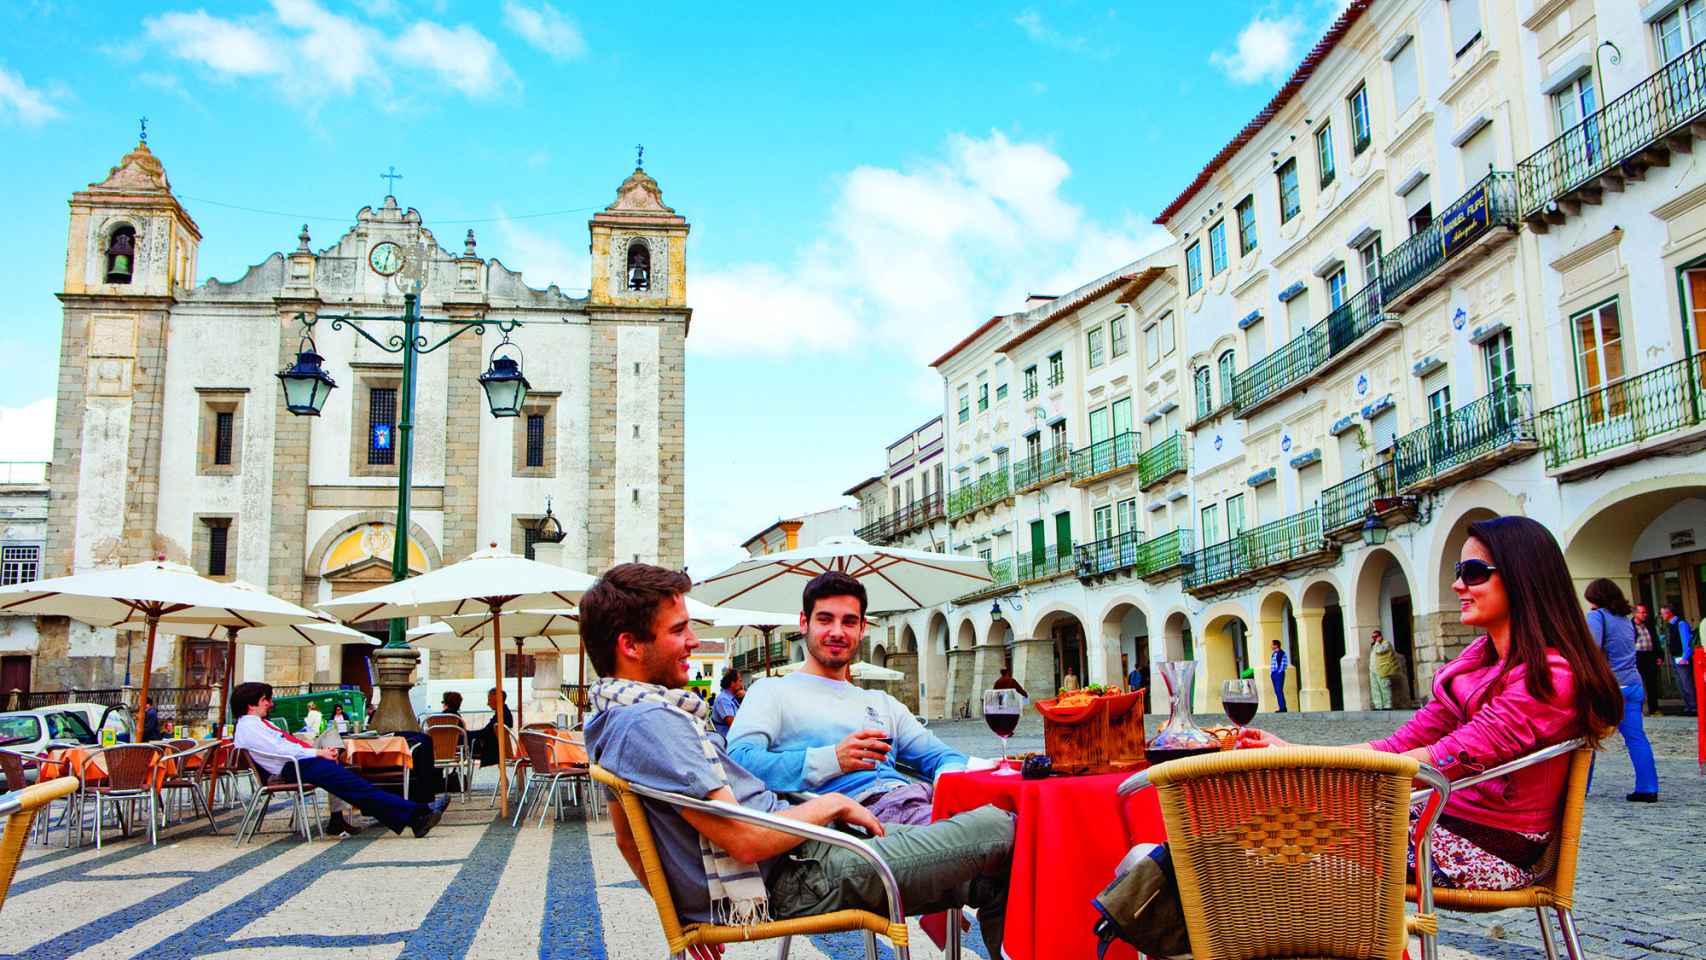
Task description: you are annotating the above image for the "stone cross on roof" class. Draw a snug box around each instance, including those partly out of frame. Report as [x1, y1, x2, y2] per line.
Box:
[381, 165, 402, 195]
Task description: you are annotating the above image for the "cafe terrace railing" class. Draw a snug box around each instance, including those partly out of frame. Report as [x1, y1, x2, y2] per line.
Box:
[1012, 445, 1073, 490]
[1381, 171, 1519, 305]
[948, 471, 1012, 520]
[1138, 433, 1189, 489]
[1075, 530, 1145, 579]
[1070, 431, 1140, 483]
[1232, 279, 1385, 413]
[955, 556, 1016, 603]
[1518, 37, 1706, 217]
[1133, 527, 1194, 579]
[1320, 460, 1398, 534]
[1394, 384, 1535, 489]
[1534, 354, 1706, 469]
[1017, 549, 1076, 583]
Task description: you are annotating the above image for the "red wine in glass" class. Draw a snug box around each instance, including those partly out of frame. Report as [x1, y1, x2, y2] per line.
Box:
[1224, 699, 1258, 726]
[985, 712, 1019, 737]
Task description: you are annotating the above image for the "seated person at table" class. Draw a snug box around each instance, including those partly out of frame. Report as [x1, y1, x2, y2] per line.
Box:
[1241, 516, 1622, 889]
[583, 563, 1013, 956]
[470, 687, 513, 766]
[711, 668, 742, 738]
[439, 691, 465, 723]
[231, 681, 448, 839]
[727, 572, 967, 826]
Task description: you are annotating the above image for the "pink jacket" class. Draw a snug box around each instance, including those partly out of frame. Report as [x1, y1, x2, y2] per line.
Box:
[1370, 635, 1580, 833]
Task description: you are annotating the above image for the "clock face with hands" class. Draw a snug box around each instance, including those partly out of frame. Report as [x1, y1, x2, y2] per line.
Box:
[368, 241, 405, 277]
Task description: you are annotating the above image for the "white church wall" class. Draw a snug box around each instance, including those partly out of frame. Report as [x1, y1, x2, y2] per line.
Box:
[616, 324, 662, 565]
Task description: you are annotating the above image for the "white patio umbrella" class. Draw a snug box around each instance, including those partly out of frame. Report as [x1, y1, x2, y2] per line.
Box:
[318, 545, 597, 816]
[0, 559, 331, 735]
[692, 536, 993, 613]
[120, 582, 377, 730]
[762, 659, 906, 682]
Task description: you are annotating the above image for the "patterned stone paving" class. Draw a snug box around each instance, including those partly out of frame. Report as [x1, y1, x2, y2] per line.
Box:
[2, 712, 1699, 959]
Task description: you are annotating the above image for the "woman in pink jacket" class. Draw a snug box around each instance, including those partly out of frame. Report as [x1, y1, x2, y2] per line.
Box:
[1242, 515, 1623, 889]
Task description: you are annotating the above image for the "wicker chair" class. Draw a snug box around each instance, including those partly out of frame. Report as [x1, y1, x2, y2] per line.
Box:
[1407, 738, 1591, 960]
[1118, 747, 1450, 960]
[0, 777, 78, 910]
[515, 730, 597, 827]
[232, 750, 324, 844]
[157, 741, 221, 833]
[426, 723, 472, 799]
[82, 744, 166, 849]
[589, 763, 911, 960]
[0, 751, 51, 846]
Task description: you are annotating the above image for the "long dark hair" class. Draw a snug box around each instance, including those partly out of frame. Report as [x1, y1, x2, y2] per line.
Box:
[1583, 578, 1633, 617]
[1466, 516, 1623, 746]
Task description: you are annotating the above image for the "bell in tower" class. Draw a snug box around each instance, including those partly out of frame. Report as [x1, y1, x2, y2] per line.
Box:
[626, 240, 651, 291]
[587, 160, 688, 308]
[105, 226, 136, 283]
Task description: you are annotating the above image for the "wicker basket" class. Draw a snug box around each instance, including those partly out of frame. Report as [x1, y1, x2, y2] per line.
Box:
[1034, 690, 1147, 775]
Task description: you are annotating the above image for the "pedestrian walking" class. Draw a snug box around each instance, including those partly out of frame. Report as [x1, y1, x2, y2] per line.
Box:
[1633, 604, 1662, 717]
[1661, 604, 1697, 716]
[1368, 629, 1398, 710]
[1269, 639, 1289, 713]
[1585, 579, 1659, 802]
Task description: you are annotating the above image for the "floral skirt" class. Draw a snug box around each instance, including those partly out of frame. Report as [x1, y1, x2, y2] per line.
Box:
[1409, 810, 1550, 891]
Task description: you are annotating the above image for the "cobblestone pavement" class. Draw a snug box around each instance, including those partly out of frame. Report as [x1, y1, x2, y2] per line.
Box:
[2, 712, 1699, 959]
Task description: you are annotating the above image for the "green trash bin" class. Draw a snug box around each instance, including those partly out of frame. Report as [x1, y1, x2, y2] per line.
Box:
[264, 689, 368, 737]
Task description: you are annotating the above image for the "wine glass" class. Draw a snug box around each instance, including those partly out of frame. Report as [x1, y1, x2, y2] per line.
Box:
[1221, 679, 1259, 742]
[982, 689, 1023, 774]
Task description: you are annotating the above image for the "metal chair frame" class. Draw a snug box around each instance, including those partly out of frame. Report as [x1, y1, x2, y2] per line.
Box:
[233, 750, 325, 845]
[156, 741, 221, 834]
[514, 730, 597, 827]
[80, 744, 166, 850]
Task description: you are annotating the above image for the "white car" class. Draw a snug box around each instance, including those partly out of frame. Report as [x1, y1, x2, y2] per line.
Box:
[54, 702, 135, 742]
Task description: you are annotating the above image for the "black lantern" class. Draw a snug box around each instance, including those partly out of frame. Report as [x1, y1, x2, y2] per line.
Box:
[990, 599, 1003, 621]
[1360, 512, 1389, 547]
[479, 336, 530, 418]
[536, 497, 566, 544]
[276, 336, 338, 416]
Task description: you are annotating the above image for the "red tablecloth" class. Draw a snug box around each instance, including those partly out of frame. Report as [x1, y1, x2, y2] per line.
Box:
[933, 768, 1165, 960]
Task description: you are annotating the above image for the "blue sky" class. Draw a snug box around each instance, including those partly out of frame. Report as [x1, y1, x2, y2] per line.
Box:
[0, 0, 1348, 576]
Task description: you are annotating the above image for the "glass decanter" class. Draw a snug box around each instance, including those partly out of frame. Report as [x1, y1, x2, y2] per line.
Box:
[1145, 660, 1222, 764]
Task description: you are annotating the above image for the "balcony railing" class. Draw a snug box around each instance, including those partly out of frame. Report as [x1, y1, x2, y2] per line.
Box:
[1012, 445, 1072, 490]
[1395, 384, 1535, 489]
[1381, 171, 1519, 305]
[1023, 383, 1039, 401]
[955, 556, 1015, 602]
[1070, 431, 1140, 482]
[856, 492, 945, 544]
[1018, 549, 1075, 582]
[1535, 354, 1706, 470]
[1241, 507, 1326, 570]
[1183, 537, 1249, 591]
[1320, 460, 1397, 533]
[1075, 530, 1145, 578]
[948, 470, 1011, 519]
[1133, 528, 1194, 579]
[1518, 38, 1706, 217]
[1232, 279, 1387, 414]
[1138, 433, 1189, 488]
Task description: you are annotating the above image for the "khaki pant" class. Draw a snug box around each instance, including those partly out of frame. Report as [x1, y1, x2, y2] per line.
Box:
[769, 804, 1014, 956]
[1370, 672, 1394, 710]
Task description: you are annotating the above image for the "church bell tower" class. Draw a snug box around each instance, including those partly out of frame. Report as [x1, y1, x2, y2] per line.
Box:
[587, 160, 689, 308]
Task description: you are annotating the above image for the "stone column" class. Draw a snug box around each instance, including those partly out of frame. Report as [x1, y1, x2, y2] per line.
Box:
[1255, 616, 1285, 714]
[1011, 638, 1055, 703]
[1296, 610, 1331, 713]
[946, 649, 976, 719]
[886, 651, 920, 713]
[370, 647, 420, 732]
[970, 644, 1005, 713]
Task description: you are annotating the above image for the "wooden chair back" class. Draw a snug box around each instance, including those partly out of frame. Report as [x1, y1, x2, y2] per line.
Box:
[1147, 747, 1433, 960]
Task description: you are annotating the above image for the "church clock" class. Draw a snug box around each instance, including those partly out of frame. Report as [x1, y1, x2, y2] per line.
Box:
[368, 240, 404, 276]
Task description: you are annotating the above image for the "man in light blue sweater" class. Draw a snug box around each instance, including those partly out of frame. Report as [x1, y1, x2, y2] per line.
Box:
[728, 571, 968, 825]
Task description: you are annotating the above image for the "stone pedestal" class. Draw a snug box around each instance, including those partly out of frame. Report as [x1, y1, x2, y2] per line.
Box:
[1340, 652, 1371, 711]
[1011, 638, 1055, 702]
[946, 649, 976, 719]
[885, 651, 920, 713]
[371, 646, 421, 732]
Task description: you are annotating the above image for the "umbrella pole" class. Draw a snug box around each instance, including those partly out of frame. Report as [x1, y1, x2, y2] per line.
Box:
[514, 637, 524, 734]
[492, 607, 509, 818]
[224, 626, 239, 737]
[138, 614, 159, 740]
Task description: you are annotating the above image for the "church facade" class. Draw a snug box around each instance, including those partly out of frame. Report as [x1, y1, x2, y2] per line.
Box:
[34, 139, 689, 695]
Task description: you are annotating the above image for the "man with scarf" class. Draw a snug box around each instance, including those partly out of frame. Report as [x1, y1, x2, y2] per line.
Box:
[581, 563, 1013, 956]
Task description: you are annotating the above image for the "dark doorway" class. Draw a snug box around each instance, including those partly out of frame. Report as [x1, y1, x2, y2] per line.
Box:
[182, 641, 227, 692]
[1053, 620, 1086, 691]
[340, 644, 374, 704]
[1322, 605, 1346, 710]
[1, 656, 30, 697]
[1390, 595, 1416, 703]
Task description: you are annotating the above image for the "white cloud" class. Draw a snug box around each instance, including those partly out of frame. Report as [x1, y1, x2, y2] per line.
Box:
[0, 64, 62, 124]
[0, 398, 54, 461]
[502, 1, 586, 61]
[1013, 8, 1085, 51]
[1209, 13, 1306, 85]
[395, 21, 515, 97]
[272, 0, 381, 94]
[144, 11, 286, 78]
[689, 131, 1167, 362]
[491, 213, 589, 294]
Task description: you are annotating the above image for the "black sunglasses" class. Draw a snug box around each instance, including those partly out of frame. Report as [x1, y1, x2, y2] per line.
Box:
[1454, 559, 1499, 586]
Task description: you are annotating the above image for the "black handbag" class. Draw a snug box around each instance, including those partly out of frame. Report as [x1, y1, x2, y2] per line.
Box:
[1091, 842, 1192, 959]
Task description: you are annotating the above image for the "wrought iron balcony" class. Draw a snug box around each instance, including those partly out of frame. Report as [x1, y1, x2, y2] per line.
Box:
[1138, 433, 1189, 489]
[855, 492, 945, 544]
[1012, 445, 1072, 491]
[1232, 279, 1388, 415]
[1518, 38, 1706, 226]
[1133, 527, 1193, 581]
[1320, 460, 1398, 537]
[1017, 549, 1075, 583]
[947, 470, 1011, 520]
[1240, 507, 1329, 572]
[1395, 384, 1536, 491]
[1534, 354, 1706, 471]
[1070, 431, 1140, 484]
[1183, 537, 1249, 593]
[1381, 171, 1519, 309]
[1075, 530, 1145, 579]
[955, 556, 1015, 603]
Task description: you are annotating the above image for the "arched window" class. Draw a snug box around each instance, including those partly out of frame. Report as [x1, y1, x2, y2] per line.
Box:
[1217, 350, 1237, 408]
[626, 240, 651, 291]
[106, 226, 136, 284]
[1193, 366, 1214, 419]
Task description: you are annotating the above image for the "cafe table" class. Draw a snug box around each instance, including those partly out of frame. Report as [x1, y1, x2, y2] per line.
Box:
[933, 765, 1164, 960]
